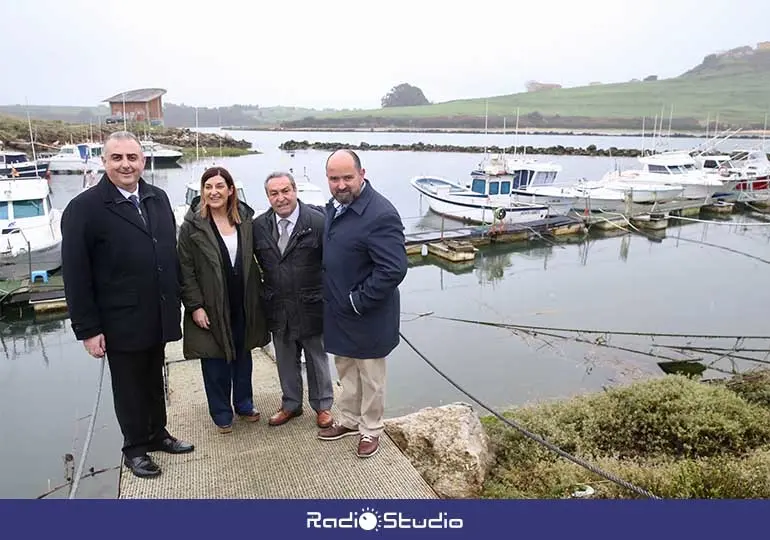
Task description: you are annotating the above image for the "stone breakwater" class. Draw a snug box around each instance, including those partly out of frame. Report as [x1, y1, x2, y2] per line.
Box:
[279, 139, 643, 157]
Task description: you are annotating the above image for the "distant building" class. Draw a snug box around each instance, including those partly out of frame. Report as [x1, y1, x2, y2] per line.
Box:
[757, 41, 770, 51]
[525, 81, 563, 92]
[103, 88, 166, 125]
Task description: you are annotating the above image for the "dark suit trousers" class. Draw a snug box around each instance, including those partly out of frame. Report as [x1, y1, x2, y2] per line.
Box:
[106, 343, 169, 458]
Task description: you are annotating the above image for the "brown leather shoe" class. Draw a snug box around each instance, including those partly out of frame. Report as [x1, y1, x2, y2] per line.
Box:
[316, 410, 333, 428]
[357, 434, 380, 458]
[317, 422, 359, 440]
[268, 408, 302, 426]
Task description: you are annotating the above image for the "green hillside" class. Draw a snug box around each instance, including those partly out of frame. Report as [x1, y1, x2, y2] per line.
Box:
[283, 45, 770, 130]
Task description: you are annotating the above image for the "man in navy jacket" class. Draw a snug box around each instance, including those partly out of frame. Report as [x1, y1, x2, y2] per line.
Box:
[317, 149, 407, 458]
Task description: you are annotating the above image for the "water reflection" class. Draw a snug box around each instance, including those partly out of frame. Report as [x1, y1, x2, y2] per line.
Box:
[0, 317, 66, 366]
[0, 316, 121, 499]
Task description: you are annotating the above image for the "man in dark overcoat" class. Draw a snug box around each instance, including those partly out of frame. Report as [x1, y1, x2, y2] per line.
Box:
[61, 131, 194, 478]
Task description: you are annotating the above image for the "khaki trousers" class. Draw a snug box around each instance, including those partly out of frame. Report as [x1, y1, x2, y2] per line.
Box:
[334, 355, 387, 437]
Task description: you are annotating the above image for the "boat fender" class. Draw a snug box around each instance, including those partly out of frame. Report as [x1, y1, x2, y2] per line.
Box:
[494, 207, 506, 220]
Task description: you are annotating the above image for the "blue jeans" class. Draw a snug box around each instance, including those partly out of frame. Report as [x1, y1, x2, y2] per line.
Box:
[200, 316, 255, 427]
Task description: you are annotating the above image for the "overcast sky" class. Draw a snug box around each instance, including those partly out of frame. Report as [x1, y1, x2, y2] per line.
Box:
[3, 0, 768, 109]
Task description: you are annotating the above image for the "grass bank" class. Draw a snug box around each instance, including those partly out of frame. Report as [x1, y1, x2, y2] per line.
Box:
[180, 147, 259, 159]
[481, 370, 770, 498]
[0, 114, 251, 153]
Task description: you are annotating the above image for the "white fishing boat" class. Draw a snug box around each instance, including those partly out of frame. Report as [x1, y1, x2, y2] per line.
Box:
[468, 154, 575, 214]
[141, 140, 183, 166]
[569, 178, 685, 211]
[713, 149, 770, 193]
[46, 143, 105, 174]
[0, 151, 48, 178]
[411, 175, 549, 224]
[604, 151, 723, 200]
[0, 177, 62, 280]
[467, 153, 684, 214]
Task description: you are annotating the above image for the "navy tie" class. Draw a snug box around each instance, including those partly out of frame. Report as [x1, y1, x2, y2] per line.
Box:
[129, 195, 146, 226]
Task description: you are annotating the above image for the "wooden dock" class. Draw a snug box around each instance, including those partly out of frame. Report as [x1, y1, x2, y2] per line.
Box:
[0, 274, 68, 316]
[405, 215, 585, 254]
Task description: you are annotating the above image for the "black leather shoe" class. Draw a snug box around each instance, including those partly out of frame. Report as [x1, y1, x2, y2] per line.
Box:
[124, 454, 161, 478]
[150, 436, 195, 454]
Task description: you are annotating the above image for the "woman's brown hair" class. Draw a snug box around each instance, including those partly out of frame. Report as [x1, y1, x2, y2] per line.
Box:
[199, 166, 241, 224]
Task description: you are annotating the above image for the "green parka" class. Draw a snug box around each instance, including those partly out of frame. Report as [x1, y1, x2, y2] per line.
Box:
[177, 197, 270, 361]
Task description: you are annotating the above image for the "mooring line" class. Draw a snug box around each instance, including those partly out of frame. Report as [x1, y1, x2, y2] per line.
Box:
[398, 330, 661, 499]
[68, 356, 106, 499]
[427, 314, 770, 341]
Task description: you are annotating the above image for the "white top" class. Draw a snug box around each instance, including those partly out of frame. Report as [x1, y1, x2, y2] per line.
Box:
[116, 185, 139, 200]
[274, 202, 301, 238]
[221, 230, 238, 266]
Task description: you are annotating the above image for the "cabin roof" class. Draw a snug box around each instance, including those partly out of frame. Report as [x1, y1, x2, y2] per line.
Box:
[638, 151, 696, 166]
[103, 88, 167, 103]
[0, 179, 50, 201]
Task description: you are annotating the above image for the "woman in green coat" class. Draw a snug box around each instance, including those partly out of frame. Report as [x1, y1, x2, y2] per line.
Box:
[178, 166, 270, 433]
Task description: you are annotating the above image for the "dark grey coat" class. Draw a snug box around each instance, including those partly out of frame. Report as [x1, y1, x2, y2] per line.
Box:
[253, 201, 325, 341]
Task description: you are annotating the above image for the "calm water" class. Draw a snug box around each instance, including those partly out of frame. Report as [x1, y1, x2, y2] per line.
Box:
[2, 130, 770, 499]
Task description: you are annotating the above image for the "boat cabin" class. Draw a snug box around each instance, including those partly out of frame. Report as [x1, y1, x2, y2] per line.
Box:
[54, 143, 103, 160]
[0, 179, 54, 225]
[0, 151, 32, 167]
[469, 165, 561, 195]
[638, 152, 700, 175]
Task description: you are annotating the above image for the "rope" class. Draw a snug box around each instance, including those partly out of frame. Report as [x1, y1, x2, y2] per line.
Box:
[427, 314, 770, 341]
[669, 214, 770, 226]
[38, 466, 120, 499]
[68, 356, 106, 499]
[398, 330, 661, 499]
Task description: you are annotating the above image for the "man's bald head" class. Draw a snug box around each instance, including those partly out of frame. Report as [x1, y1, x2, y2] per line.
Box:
[326, 149, 366, 205]
[326, 149, 362, 171]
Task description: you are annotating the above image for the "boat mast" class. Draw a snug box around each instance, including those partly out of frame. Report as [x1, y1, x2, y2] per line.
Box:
[514, 107, 520, 157]
[25, 100, 39, 177]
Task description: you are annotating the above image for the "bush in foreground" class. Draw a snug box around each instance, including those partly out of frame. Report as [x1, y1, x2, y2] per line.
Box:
[481, 372, 770, 498]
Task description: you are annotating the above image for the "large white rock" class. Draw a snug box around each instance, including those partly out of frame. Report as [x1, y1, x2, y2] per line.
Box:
[384, 402, 492, 498]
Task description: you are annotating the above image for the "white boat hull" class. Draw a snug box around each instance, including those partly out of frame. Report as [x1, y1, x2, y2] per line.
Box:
[0, 241, 62, 280]
[508, 190, 574, 215]
[412, 176, 549, 225]
[47, 157, 105, 174]
[423, 196, 547, 224]
[0, 210, 62, 280]
[604, 170, 722, 201]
